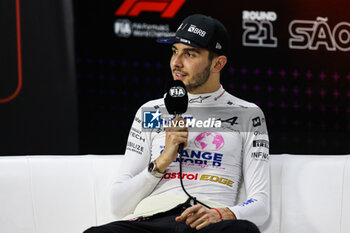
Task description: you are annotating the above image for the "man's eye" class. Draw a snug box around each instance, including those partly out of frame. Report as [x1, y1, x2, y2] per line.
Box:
[172, 50, 177, 54]
[187, 52, 194, 57]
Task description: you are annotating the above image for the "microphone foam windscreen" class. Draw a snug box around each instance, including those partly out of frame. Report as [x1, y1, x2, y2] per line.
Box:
[164, 80, 188, 115]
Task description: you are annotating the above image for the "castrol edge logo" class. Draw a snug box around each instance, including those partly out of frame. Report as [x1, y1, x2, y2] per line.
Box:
[163, 172, 234, 187]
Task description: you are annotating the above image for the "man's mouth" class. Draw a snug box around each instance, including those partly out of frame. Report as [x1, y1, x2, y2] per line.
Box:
[174, 71, 187, 80]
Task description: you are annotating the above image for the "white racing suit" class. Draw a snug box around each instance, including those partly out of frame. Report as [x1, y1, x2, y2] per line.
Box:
[111, 86, 270, 226]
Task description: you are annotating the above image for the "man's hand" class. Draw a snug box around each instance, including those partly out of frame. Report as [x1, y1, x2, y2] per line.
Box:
[156, 117, 188, 173]
[175, 204, 222, 230]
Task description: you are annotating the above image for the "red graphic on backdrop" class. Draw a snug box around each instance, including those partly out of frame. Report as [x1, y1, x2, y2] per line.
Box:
[0, 0, 23, 104]
[115, 0, 186, 18]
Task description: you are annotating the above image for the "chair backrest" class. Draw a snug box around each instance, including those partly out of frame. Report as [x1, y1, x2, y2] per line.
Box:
[0, 155, 122, 233]
[259, 154, 350, 233]
[0, 154, 350, 233]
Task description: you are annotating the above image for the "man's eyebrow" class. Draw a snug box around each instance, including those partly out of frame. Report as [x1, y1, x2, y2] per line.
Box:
[172, 45, 201, 54]
[183, 48, 201, 54]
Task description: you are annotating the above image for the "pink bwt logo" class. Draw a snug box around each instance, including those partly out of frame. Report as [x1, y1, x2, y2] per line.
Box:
[194, 132, 225, 151]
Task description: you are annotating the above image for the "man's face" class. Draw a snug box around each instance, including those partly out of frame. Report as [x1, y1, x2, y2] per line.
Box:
[170, 43, 212, 92]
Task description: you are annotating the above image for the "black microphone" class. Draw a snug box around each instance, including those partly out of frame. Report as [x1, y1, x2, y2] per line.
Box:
[164, 80, 188, 154]
[164, 80, 211, 208]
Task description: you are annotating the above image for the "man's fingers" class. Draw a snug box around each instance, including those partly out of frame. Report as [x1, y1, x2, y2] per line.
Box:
[166, 125, 188, 132]
[187, 208, 207, 228]
[175, 213, 193, 223]
[193, 216, 210, 230]
[166, 117, 188, 132]
[175, 205, 222, 230]
[175, 205, 201, 222]
[185, 212, 200, 226]
[167, 133, 188, 145]
[182, 205, 201, 218]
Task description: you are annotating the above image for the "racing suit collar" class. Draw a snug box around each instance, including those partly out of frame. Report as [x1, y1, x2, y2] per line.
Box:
[188, 85, 225, 104]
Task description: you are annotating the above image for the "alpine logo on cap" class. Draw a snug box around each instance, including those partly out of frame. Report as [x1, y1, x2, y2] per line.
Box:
[177, 23, 187, 31]
[188, 24, 206, 37]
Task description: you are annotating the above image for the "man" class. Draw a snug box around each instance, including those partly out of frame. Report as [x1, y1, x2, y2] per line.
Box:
[84, 14, 270, 233]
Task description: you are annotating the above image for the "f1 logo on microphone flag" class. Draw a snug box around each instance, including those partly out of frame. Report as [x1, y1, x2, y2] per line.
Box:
[143, 110, 162, 129]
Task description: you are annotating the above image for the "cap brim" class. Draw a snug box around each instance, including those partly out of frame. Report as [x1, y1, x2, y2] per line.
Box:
[156, 37, 176, 44]
[157, 37, 202, 48]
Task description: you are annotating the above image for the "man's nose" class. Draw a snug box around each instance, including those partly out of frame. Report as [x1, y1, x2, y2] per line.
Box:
[171, 54, 183, 68]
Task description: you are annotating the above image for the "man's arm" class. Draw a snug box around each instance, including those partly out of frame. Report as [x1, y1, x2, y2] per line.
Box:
[156, 117, 188, 172]
[110, 105, 160, 219]
[229, 107, 270, 226]
[174, 107, 270, 229]
[110, 108, 189, 219]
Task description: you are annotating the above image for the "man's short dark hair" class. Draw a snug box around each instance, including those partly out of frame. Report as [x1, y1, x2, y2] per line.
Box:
[208, 50, 219, 61]
[208, 50, 229, 75]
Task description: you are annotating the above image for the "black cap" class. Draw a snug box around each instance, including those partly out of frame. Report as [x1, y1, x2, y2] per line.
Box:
[157, 14, 230, 56]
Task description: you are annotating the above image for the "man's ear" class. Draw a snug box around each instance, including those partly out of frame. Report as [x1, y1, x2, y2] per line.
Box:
[212, 56, 227, 73]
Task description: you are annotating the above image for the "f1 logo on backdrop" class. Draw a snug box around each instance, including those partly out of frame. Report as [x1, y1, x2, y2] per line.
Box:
[115, 0, 186, 18]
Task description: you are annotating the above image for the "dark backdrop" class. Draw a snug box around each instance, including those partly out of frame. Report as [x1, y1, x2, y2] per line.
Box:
[74, 0, 350, 155]
[1, 0, 349, 155]
[0, 0, 78, 155]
